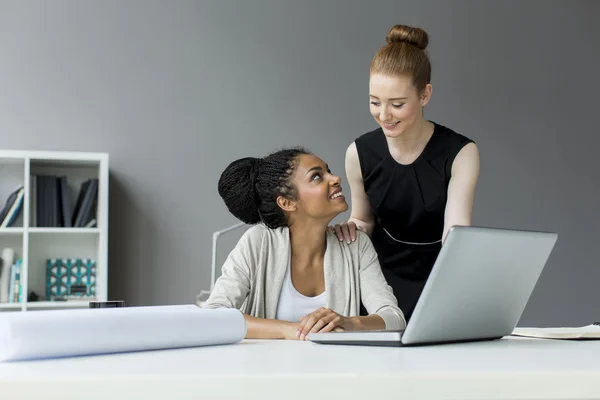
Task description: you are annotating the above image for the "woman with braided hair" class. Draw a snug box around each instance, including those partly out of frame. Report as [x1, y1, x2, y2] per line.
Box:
[203, 147, 405, 340]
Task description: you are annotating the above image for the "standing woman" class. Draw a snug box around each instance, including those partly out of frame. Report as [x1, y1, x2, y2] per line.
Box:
[333, 24, 480, 321]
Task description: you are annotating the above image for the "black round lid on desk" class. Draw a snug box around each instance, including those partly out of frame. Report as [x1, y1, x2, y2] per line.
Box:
[89, 301, 125, 308]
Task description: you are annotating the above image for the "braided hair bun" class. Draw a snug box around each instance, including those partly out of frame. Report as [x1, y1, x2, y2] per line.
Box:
[217, 147, 312, 228]
[218, 157, 263, 225]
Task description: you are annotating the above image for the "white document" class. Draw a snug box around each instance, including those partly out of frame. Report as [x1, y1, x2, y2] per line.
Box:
[0, 305, 246, 362]
[512, 323, 600, 340]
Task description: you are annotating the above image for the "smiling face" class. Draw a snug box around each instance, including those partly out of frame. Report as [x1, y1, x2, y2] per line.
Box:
[369, 73, 432, 138]
[277, 154, 348, 224]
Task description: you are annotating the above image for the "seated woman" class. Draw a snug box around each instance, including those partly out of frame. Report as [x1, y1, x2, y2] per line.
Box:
[203, 147, 405, 340]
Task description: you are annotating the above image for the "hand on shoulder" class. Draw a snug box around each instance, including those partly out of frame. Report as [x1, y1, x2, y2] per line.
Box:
[328, 221, 366, 243]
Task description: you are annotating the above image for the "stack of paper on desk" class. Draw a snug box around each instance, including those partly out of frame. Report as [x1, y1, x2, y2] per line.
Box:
[0, 305, 246, 361]
[512, 323, 600, 340]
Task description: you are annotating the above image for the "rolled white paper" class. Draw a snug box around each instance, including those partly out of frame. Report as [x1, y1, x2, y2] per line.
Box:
[0, 304, 246, 362]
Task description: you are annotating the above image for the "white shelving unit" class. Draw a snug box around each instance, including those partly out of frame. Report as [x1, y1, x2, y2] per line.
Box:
[0, 150, 109, 312]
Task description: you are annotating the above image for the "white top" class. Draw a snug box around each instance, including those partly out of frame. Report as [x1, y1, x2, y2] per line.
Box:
[1, 337, 599, 399]
[275, 265, 327, 322]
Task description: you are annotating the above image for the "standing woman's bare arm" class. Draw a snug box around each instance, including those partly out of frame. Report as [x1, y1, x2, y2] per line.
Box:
[442, 142, 480, 243]
[344, 142, 376, 238]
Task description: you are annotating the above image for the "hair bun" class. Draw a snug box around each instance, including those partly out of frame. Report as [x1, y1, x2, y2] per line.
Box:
[217, 157, 262, 225]
[385, 24, 429, 50]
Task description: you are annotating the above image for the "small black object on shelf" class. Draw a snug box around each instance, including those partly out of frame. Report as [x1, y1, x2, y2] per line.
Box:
[27, 291, 40, 302]
[89, 300, 125, 308]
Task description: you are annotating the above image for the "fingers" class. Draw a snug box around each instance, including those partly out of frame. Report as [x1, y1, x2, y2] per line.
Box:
[329, 223, 358, 244]
[348, 221, 358, 242]
[340, 224, 352, 244]
[297, 315, 319, 340]
[297, 308, 334, 340]
[310, 313, 340, 334]
[333, 224, 344, 242]
[297, 308, 324, 338]
[298, 309, 319, 332]
[317, 316, 342, 333]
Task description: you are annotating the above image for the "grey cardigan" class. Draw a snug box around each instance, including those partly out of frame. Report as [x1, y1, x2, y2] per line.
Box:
[203, 224, 406, 331]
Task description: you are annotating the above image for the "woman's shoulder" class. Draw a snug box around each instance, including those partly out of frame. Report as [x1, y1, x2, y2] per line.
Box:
[354, 127, 386, 151]
[352, 127, 389, 172]
[230, 224, 289, 274]
[325, 229, 376, 259]
[240, 224, 289, 249]
[355, 126, 383, 141]
[431, 121, 475, 146]
[355, 230, 377, 256]
[426, 121, 477, 167]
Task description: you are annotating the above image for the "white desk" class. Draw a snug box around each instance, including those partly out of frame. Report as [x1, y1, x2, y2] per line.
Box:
[1, 336, 599, 399]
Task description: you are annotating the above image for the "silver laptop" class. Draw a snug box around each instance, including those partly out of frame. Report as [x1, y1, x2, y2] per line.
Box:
[308, 225, 558, 347]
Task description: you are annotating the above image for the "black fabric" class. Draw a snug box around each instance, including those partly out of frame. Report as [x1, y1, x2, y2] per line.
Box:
[355, 121, 474, 321]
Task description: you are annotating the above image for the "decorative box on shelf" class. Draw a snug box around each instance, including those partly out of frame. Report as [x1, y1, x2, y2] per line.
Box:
[46, 258, 96, 300]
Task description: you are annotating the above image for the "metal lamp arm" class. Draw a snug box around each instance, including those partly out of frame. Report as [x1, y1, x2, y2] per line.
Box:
[197, 222, 246, 304]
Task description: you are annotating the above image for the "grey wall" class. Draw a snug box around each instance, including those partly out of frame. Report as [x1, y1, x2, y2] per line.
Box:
[0, 0, 598, 326]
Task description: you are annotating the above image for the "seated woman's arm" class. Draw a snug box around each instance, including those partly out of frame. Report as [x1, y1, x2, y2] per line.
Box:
[355, 231, 406, 331]
[243, 315, 298, 340]
[202, 228, 299, 340]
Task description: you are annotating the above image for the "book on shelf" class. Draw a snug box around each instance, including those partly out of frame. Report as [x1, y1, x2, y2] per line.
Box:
[0, 248, 22, 304]
[0, 248, 16, 303]
[31, 175, 98, 228]
[7, 259, 23, 303]
[0, 185, 24, 228]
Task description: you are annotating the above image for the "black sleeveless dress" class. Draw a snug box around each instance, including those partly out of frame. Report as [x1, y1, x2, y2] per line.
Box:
[355, 121, 474, 321]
